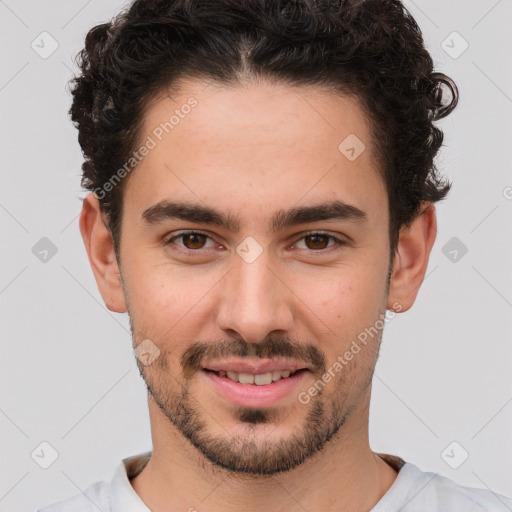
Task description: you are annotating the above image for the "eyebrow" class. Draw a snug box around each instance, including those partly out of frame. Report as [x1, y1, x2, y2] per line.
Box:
[141, 199, 367, 234]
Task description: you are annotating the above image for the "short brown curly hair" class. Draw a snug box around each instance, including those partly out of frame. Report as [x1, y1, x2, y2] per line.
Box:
[68, 0, 458, 261]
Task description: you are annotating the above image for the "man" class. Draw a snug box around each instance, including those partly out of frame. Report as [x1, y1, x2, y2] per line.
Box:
[37, 0, 511, 510]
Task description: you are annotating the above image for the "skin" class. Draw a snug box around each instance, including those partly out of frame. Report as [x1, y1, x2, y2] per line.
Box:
[80, 78, 437, 512]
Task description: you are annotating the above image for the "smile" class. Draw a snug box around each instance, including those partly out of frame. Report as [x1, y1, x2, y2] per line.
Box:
[205, 368, 302, 385]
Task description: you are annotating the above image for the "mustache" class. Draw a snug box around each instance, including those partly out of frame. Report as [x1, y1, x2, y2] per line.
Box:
[181, 337, 327, 378]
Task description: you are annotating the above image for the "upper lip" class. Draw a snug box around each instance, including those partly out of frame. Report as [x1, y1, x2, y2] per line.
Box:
[203, 358, 309, 375]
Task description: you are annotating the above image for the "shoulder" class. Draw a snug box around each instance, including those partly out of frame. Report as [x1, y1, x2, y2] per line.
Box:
[427, 471, 512, 511]
[34, 453, 151, 512]
[35, 479, 109, 512]
[392, 461, 512, 511]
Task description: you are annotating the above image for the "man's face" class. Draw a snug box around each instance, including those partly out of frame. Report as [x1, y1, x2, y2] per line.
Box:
[117, 79, 393, 475]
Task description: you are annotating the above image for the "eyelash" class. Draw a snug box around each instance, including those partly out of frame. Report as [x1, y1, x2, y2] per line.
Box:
[164, 230, 348, 256]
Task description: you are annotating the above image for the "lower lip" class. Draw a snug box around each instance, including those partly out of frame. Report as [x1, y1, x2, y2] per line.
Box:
[202, 369, 309, 408]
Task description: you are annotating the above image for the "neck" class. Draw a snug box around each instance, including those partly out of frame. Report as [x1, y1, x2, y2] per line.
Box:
[131, 395, 398, 512]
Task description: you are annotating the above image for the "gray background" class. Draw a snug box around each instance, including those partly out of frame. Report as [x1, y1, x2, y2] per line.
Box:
[1, 0, 511, 510]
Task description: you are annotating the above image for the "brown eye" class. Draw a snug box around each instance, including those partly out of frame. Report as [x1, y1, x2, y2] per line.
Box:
[166, 231, 216, 252]
[181, 233, 208, 249]
[303, 234, 331, 250]
[293, 232, 347, 253]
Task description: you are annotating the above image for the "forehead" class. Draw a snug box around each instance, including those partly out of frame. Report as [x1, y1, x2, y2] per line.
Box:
[141, 78, 375, 159]
[124, 78, 387, 226]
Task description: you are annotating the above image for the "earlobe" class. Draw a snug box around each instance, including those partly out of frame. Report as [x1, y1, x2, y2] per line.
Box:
[386, 202, 437, 313]
[79, 192, 127, 313]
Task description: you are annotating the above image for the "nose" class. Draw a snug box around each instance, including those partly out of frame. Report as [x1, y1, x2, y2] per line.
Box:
[215, 247, 294, 344]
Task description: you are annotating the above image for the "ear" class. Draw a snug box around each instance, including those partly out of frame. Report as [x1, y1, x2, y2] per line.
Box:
[79, 192, 127, 313]
[386, 202, 437, 313]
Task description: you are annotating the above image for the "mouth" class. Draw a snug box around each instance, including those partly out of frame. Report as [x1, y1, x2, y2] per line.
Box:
[200, 361, 310, 408]
[203, 368, 308, 385]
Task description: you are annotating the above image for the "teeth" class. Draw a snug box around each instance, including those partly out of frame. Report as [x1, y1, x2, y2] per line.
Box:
[227, 371, 238, 381]
[254, 372, 273, 385]
[238, 373, 255, 384]
[220, 370, 297, 385]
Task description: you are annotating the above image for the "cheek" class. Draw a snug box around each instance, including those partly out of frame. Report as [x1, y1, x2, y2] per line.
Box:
[302, 263, 388, 342]
[123, 261, 219, 334]
[312, 264, 385, 311]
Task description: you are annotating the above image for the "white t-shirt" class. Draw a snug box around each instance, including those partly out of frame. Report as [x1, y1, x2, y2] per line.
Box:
[36, 452, 512, 511]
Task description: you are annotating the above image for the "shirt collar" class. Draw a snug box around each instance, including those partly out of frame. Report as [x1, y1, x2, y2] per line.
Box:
[108, 451, 407, 511]
[108, 451, 152, 511]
